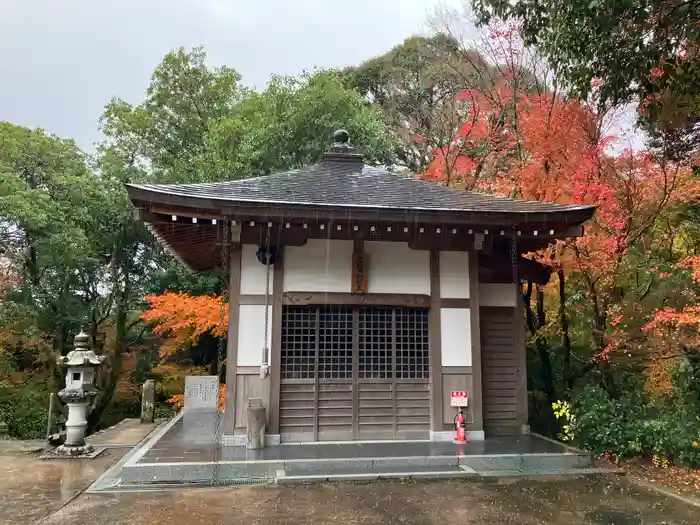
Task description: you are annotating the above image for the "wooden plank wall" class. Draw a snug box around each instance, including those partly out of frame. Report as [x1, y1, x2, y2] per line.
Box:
[234, 369, 271, 432]
[442, 367, 473, 428]
[480, 306, 521, 435]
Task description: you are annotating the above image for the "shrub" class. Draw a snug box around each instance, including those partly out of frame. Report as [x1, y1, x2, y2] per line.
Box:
[570, 368, 700, 467]
[97, 389, 141, 430]
[154, 404, 177, 419]
[0, 382, 50, 439]
[571, 385, 648, 459]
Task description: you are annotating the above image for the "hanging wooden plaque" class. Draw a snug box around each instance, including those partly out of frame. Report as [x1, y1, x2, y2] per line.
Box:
[352, 252, 367, 294]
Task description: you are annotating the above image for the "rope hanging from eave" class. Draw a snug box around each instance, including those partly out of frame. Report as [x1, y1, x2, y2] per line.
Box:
[260, 227, 271, 379]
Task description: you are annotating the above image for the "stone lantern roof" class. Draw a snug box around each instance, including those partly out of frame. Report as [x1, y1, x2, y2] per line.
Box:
[56, 330, 106, 367]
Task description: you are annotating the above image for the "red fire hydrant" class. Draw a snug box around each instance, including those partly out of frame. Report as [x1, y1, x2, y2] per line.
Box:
[453, 407, 467, 444]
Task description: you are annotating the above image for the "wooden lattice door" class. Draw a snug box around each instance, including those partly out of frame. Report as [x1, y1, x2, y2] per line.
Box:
[279, 305, 430, 442]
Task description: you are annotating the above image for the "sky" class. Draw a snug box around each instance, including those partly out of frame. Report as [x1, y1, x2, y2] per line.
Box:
[0, 0, 464, 151]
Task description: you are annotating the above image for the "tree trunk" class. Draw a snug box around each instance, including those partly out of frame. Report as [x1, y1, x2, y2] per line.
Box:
[557, 268, 573, 390]
[87, 240, 126, 432]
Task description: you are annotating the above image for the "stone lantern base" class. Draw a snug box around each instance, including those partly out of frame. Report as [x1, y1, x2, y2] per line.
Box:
[40, 444, 105, 460]
[54, 443, 95, 456]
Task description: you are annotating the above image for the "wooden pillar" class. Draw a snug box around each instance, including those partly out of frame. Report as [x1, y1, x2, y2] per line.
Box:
[268, 247, 284, 435]
[223, 246, 242, 435]
[468, 248, 484, 432]
[515, 269, 530, 433]
[428, 250, 443, 431]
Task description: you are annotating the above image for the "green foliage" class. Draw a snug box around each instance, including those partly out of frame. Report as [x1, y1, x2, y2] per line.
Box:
[569, 368, 700, 467]
[0, 381, 49, 439]
[472, 0, 700, 154]
[153, 404, 177, 420]
[101, 46, 247, 181]
[342, 34, 484, 173]
[0, 122, 110, 354]
[571, 384, 649, 459]
[102, 48, 397, 183]
[472, 0, 700, 107]
[204, 70, 397, 177]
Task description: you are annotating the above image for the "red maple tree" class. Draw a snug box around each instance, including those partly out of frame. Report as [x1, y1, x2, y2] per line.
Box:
[421, 21, 700, 384]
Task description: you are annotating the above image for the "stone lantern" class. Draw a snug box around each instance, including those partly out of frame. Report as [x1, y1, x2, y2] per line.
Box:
[54, 330, 106, 456]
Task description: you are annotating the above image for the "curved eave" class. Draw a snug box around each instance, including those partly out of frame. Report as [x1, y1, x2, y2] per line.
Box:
[125, 183, 596, 228]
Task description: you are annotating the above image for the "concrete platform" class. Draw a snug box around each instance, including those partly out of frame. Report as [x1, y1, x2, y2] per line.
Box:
[113, 411, 599, 488]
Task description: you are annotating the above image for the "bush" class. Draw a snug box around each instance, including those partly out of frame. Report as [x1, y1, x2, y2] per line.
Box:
[97, 390, 141, 430]
[0, 383, 50, 439]
[154, 404, 177, 419]
[569, 368, 700, 467]
[571, 385, 648, 458]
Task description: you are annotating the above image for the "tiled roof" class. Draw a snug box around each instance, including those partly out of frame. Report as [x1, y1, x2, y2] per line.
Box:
[127, 160, 594, 216]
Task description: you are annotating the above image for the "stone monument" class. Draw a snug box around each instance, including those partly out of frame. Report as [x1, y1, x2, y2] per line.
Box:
[184, 375, 219, 411]
[54, 330, 106, 456]
[141, 380, 155, 423]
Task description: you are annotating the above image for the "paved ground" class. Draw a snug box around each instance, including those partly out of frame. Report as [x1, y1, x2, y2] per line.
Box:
[0, 420, 158, 525]
[0, 449, 127, 525]
[2, 418, 699, 525]
[88, 419, 159, 446]
[40, 476, 700, 525]
[141, 411, 569, 464]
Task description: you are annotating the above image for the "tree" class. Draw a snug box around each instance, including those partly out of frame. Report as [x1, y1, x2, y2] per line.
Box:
[343, 34, 478, 173]
[140, 292, 226, 361]
[101, 46, 247, 182]
[420, 21, 700, 428]
[102, 48, 397, 183]
[0, 122, 101, 355]
[472, 0, 700, 158]
[0, 122, 167, 429]
[204, 70, 397, 177]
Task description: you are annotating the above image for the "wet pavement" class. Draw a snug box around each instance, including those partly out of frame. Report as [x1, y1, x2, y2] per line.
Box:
[88, 419, 158, 446]
[2, 417, 699, 524]
[39, 475, 700, 525]
[0, 420, 157, 525]
[139, 411, 571, 464]
[0, 449, 127, 525]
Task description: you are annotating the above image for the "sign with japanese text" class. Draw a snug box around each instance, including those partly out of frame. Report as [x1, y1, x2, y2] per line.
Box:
[450, 391, 469, 407]
[351, 252, 367, 294]
[184, 375, 219, 410]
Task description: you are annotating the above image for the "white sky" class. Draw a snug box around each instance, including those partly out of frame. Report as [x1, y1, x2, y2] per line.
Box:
[0, 0, 465, 150]
[0, 0, 644, 153]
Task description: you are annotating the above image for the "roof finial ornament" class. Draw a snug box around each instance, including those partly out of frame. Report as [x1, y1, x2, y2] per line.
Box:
[324, 128, 363, 163]
[74, 328, 89, 349]
[333, 129, 350, 147]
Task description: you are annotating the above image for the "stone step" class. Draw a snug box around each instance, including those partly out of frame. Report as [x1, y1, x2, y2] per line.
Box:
[283, 456, 460, 477]
[277, 465, 479, 486]
[276, 463, 608, 486]
[461, 453, 592, 473]
[474, 466, 618, 478]
[120, 452, 593, 485]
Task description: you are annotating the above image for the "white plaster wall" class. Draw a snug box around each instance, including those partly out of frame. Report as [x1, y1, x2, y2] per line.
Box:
[439, 251, 470, 298]
[480, 282, 517, 307]
[440, 308, 472, 366]
[365, 241, 430, 294]
[237, 304, 273, 366]
[240, 244, 274, 295]
[283, 239, 353, 292]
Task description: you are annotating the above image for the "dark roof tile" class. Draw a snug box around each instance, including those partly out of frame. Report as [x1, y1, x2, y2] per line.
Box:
[127, 160, 594, 215]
